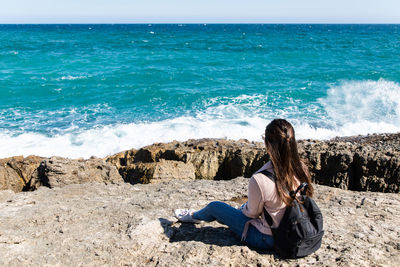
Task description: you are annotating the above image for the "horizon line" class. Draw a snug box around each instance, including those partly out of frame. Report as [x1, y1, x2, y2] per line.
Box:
[1, 22, 400, 25]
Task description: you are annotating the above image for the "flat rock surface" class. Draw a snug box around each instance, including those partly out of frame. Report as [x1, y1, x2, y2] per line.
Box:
[0, 178, 399, 266]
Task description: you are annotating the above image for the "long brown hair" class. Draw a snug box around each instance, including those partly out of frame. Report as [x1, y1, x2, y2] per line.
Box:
[264, 119, 313, 205]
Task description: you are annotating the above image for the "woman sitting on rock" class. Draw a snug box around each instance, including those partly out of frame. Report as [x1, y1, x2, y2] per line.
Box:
[174, 119, 314, 250]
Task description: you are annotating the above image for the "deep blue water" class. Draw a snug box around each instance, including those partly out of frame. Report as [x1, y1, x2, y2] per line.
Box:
[1, 24, 400, 158]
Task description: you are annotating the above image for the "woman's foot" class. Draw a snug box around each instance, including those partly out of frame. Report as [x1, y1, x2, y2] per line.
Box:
[174, 209, 201, 223]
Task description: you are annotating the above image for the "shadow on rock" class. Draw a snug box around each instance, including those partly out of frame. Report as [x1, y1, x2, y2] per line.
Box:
[158, 218, 274, 255]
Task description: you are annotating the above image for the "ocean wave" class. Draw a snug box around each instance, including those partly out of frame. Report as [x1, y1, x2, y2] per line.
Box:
[1, 79, 399, 159]
[0, 116, 266, 159]
[1, 117, 399, 159]
[319, 79, 400, 128]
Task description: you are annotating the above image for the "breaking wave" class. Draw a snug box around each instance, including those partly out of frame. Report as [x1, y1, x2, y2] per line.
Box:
[1, 79, 399, 158]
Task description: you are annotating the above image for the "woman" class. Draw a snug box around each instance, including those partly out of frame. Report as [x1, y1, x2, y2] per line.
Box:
[174, 119, 314, 250]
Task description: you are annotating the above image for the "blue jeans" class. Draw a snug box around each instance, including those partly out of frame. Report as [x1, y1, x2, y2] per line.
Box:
[192, 201, 274, 250]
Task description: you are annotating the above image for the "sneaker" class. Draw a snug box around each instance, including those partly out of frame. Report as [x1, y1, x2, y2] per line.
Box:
[174, 209, 201, 223]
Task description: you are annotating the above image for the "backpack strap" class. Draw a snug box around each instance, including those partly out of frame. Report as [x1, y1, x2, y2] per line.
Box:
[258, 169, 275, 181]
[257, 169, 275, 227]
[290, 182, 308, 199]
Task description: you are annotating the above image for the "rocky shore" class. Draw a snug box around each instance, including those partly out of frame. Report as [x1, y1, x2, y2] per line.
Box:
[1, 132, 399, 193]
[0, 133, 399, 266]
[0, 178, 399, 266]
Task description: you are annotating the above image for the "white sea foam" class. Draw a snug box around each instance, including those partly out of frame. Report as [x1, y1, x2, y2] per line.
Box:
[321, 79, 400, 125]
[314, 79, 400, 138]
[0, 116, 266, 159]
[1, 79, 399, 159]
[58, 75, 87, 81]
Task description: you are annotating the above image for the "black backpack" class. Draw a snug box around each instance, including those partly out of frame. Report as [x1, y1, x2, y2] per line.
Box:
[259, 170, 324, 259]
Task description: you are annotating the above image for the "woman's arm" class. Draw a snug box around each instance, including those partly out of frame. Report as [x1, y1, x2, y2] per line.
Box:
[241, 176, 264, 218]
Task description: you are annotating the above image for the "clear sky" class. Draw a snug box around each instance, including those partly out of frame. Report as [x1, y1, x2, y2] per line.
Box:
[1, 0, 400, 24]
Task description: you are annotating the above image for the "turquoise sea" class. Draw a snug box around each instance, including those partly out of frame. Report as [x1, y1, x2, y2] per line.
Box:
[1, 24, 400, 158]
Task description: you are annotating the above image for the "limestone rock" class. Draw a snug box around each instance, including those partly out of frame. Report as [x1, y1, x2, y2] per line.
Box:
[0, 156, 43, 192]
[120, 160, 196, 184]
[105, 149, 137, 169]
[298, 133, 400, 192]
[109, 138, 268, 182]
[106, 134, 400, 192]
[1, 133, 400, 193]
[36, 157, 123, 188]
[0, 178, 399, 266]
[0, 163, 24, 192]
